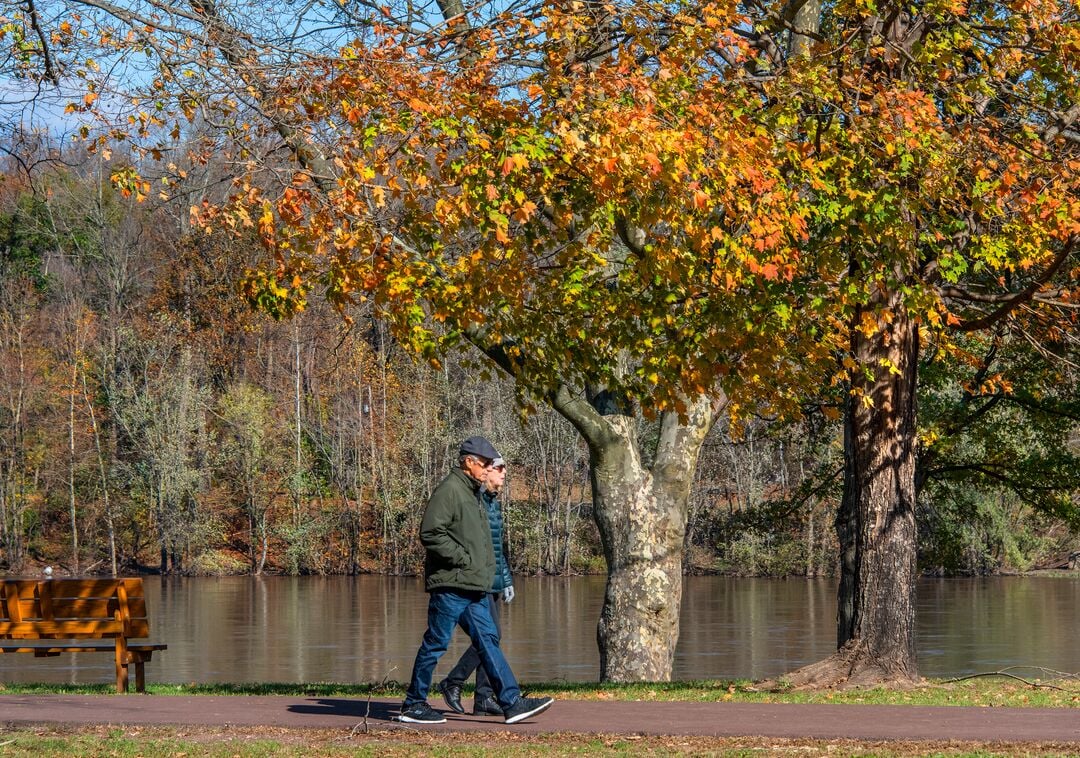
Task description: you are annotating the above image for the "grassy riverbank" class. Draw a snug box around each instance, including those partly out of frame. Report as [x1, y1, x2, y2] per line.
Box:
[2, 674, 1079, 707]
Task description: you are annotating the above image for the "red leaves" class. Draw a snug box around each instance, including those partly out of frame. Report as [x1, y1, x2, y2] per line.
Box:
[643, 152, 663, 177]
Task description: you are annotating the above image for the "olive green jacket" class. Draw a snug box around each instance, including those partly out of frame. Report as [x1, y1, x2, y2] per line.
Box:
[420, 467, 496, 593]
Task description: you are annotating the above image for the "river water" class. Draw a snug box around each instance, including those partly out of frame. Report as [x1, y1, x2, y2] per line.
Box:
[1, 575, 1077, 686]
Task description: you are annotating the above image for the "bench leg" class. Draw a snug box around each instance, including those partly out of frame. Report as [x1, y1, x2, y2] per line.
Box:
[115, 647, 129, 693]
[135, 660, 145, 693]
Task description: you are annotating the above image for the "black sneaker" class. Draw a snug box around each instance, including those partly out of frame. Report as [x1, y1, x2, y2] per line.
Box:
[472, 694, 503, 716]
[437, 679, 465, 714]
[397, 701, 446, 724]
[503, 695, 554, 724]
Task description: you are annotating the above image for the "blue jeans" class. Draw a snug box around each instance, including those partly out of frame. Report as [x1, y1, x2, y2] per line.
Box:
[404, 588, 521, 710]
[445, 592, 501, 700]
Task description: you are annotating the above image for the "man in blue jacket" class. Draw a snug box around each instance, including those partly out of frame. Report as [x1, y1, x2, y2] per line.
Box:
[397, 436, 553, 725]
[437, 454, 514, 717]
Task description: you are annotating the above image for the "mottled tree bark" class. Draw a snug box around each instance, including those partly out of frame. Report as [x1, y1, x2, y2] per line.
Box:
[550, 387, 720, 681]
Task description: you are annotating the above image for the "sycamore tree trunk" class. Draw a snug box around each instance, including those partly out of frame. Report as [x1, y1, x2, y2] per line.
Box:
[778, 285, 920, 688]
[551, 386, 719, 681]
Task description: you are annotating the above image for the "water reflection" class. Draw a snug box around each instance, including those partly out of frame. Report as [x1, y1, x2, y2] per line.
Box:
[0, 575, 1077, 686]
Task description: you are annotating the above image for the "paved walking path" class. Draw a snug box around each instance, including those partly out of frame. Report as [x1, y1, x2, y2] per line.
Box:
[2, 694, 1079, 743]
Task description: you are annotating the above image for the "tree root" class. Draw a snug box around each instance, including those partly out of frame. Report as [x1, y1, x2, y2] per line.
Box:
[755, 660, 1080, 695]
[754, 642, 920, 692]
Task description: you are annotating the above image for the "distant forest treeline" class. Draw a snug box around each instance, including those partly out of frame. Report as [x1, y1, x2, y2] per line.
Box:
[1, 144, 1078, 578]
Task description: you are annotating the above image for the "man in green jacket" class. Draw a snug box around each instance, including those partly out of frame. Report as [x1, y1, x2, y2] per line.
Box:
[437, 454, 514, 717]
[398, 436, 554, 726]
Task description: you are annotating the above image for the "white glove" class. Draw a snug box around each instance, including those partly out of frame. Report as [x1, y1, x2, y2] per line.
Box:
[502, 585, 515, 603]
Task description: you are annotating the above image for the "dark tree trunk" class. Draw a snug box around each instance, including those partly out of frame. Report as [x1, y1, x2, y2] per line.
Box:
[775, 286, 920, 688]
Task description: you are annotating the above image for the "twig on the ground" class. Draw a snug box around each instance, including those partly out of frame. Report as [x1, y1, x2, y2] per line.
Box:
[939, 666, 1080, 693]
[351, 664, 398, 737]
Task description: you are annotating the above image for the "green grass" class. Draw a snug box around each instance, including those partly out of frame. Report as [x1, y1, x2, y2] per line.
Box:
[0, 732, 300, 757]
[0, 728, 1069, 757]
[2, 675, 1078, 707]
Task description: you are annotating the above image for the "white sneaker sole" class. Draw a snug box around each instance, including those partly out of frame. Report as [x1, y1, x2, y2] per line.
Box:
[504, 698, 554, 724]
[397, 713, 447, 724]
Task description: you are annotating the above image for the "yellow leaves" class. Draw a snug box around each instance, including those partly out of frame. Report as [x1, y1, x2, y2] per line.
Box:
[257, 201, 276, 244]
[501, 153, 529, 176]
[919, 427, 941, 447]
[878, 357, 903, 376]
[513, 200, 538, 223]
[83, 92, 97, 107]
[858, 311, 881, 338]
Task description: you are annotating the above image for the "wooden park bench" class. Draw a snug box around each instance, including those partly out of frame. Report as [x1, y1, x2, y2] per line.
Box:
[0, 577, 167, 692]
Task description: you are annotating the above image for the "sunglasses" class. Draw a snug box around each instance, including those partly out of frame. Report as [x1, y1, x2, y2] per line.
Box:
[490, 463, 506, 472]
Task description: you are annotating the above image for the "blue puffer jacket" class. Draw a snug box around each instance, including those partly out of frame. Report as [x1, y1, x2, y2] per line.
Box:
[483, 490, 513, 592]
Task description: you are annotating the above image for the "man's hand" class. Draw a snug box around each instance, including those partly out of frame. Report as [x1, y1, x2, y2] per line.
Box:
[502, 585, 515, 603]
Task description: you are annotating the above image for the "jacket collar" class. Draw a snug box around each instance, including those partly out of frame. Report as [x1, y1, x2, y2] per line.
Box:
[450, 466, 483, 492]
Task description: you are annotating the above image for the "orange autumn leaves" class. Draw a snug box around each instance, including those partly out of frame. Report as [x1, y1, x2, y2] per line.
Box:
[189, 0, 1075, 415]
[217, 1, 825, 412]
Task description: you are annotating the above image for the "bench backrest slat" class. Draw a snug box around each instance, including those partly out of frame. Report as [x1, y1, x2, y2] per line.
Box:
[40, 598, 112, 618]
